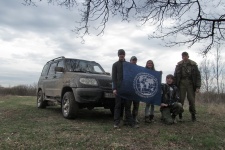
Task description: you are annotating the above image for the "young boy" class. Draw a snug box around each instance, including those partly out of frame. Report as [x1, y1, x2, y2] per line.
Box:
[160, 74, 184, 125]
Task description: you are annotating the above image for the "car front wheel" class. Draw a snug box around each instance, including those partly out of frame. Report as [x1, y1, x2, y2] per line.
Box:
[37, 90, 47, 108]
[62, 92, 79, 119]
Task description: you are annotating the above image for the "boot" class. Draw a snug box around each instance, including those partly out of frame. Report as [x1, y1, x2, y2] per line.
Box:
[172, 114, 177, 124]
[149, 115, 154, 122]
[131, 123, 139, 128]
[191, 114, 196, 122]
[123, 119, 129, 126]
[145, 116, 151, 123]
[133, 116, 139, 124]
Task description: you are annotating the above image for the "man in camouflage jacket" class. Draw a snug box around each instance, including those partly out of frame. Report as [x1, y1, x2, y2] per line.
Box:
[174, 52, 201, 121]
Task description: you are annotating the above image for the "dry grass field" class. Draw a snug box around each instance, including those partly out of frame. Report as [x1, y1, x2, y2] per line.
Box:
[0, 95, 224, 150]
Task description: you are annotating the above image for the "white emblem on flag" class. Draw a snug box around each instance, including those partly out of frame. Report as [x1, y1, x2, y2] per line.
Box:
[133, 73, 158, 98]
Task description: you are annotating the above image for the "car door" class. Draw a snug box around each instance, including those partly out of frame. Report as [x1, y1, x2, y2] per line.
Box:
[53, 60, 64, 97]
[38, 63, 50, 97]
[44, 61, 58, 97]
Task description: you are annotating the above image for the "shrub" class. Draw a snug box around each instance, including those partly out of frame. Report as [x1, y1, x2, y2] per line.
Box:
[0, 83, 37, 96]
[196, 92, 225, 103]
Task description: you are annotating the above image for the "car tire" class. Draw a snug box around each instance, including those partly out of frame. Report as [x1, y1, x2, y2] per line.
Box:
[37, 90, 47, 108]
[62, 92, 79, 119]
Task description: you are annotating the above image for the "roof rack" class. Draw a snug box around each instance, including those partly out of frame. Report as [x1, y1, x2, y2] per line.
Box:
[46, 56, 65, 64]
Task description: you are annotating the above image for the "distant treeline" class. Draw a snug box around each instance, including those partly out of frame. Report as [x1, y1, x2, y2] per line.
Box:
[196, 91, 225, 104]
[0, 84, 224, 103]
[0, 84, 37, 96]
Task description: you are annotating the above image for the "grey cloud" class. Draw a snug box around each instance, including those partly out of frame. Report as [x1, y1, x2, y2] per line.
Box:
[10, 53, 49, 66]
[0, 70, 40, 87]
[0, 0, 79, 34]
[0, 0, 209, 87]
[0, 28, 22, 42]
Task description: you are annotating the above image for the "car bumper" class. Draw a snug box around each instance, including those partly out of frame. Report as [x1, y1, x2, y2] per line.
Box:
[72, 88, 115, 103]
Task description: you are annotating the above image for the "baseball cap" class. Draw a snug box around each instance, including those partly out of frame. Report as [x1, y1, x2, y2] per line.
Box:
[130, 56, 137, 61]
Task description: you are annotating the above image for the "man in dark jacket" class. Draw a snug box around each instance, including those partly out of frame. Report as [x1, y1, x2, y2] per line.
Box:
[112, 49, 138, 128]
[174, 52, 201, 121]
[129, 56, 140, 124]
[161, 74, 184, 124]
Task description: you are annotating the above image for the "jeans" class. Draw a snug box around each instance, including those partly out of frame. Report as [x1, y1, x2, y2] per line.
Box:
[145, 103, 154, 117]
[114, 95, 134, 125]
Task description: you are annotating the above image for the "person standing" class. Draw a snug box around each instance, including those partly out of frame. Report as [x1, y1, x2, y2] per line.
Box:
[112, 49, 138, 128]
[144, 60, 156, 123]
[161, 74, 184, 125]
[174, 52, 201, 122]
[129, 56, 140, 124]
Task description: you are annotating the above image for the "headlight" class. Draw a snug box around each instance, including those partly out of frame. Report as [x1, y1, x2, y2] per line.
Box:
[79, 78, 98, 86]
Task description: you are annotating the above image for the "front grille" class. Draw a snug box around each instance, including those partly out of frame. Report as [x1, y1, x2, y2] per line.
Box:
[98, 79, 112, 89]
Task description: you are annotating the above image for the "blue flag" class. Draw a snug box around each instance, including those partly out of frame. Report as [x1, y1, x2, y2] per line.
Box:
[118, 62, 162, 106]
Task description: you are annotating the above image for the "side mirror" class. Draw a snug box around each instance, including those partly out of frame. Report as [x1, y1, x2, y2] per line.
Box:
[55, 67, 64, 72]
[105, 72, 110, 75]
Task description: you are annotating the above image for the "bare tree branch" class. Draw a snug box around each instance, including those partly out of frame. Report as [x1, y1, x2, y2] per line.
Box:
[23, 0, 225, 54]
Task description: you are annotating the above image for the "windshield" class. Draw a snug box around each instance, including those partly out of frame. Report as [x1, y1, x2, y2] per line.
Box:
[65, 59, 105, 74]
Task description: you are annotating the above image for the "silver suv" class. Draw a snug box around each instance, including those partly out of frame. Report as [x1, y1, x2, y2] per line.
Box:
[37, 56, 115, 119]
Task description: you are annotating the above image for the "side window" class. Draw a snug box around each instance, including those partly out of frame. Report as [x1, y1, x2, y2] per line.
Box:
[56, 60, 64, 74]
[78, 61, 88, 72]
[57, 60, 64, 68]
[48, 62, 57, 75]
[41, 64, 50, 76]
[65, 60, 72, 71]
[93, 66, 102, 73]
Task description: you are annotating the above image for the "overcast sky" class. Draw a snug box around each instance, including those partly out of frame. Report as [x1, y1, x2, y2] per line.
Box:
[0, 0, 221, 87]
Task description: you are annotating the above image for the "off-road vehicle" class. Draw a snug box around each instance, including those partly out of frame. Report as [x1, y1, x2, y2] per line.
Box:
[37, 56, 115, 119]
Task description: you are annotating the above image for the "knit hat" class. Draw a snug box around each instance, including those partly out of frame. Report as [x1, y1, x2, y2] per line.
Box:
[118, 49, 125, 56]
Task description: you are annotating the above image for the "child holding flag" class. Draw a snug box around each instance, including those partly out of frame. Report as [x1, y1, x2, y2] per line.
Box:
[144, 60, 156, 123]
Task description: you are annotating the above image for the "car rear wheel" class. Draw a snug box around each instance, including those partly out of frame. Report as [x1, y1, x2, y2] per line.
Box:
[62, 92, 79, 119]
[37, 90, 47, 108]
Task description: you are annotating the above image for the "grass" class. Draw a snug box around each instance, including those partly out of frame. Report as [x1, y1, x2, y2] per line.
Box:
[0, 96, 224, 150]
